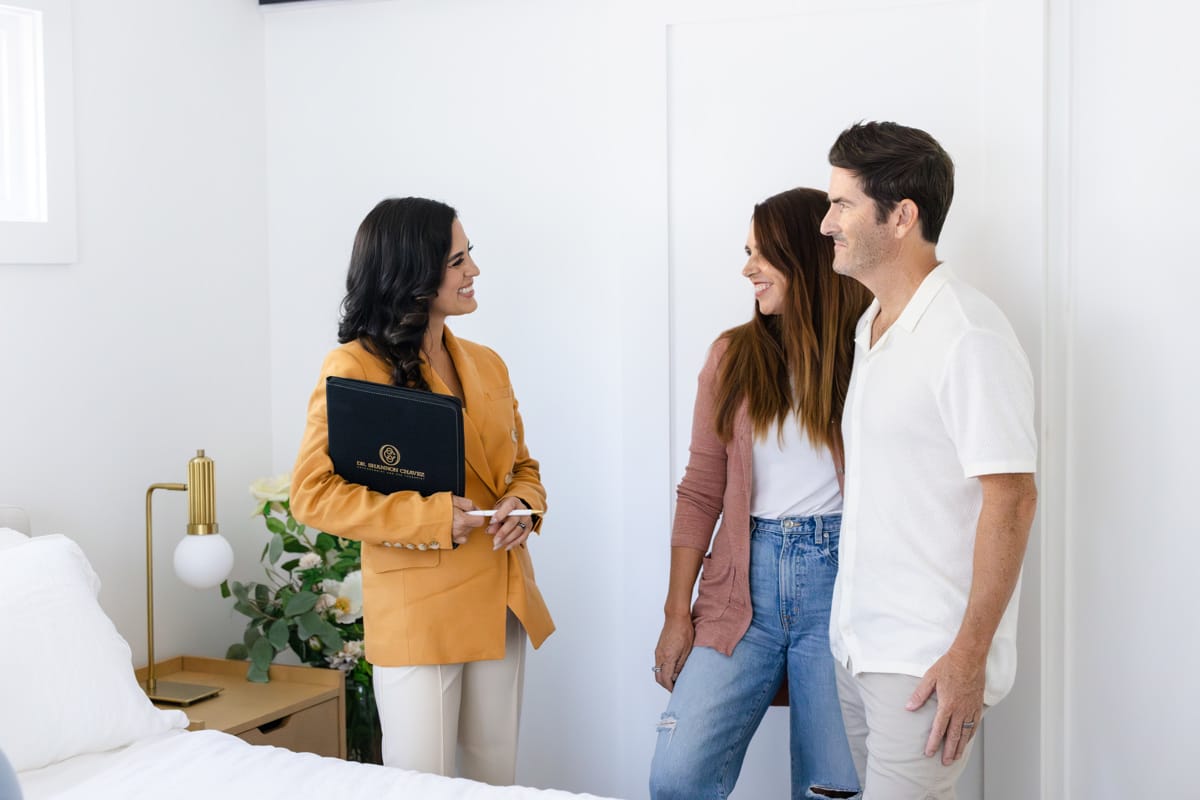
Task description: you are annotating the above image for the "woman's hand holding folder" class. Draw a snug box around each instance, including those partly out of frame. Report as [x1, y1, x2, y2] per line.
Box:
[451, 496, 486, 545]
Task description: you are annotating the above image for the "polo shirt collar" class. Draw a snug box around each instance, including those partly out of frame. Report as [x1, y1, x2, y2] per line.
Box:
[855, 265, 950, 351]
[893, 264, 950, 333]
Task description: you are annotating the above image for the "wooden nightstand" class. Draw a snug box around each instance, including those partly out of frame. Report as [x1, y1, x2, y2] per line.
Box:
[135, 655, 346, 759]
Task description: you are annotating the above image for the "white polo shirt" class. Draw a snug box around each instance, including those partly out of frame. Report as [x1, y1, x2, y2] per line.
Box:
[830, 266, 1036, 706]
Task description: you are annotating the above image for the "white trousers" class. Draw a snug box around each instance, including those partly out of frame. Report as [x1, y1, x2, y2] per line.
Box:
[373, 611, 527, 785]
[835, 660, 984, 800]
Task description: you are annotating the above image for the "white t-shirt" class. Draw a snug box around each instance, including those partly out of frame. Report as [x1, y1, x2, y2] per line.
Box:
[830, 266, 1037, 706]
[750, 414, 842, 519]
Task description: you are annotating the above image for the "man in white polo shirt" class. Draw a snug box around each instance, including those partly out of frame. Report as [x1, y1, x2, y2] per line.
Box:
[819, 121, 1038, 799]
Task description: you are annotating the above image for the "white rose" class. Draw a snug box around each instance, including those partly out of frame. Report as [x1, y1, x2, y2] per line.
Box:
[298, 552, 322, 571]
[249, 474, 291, 513]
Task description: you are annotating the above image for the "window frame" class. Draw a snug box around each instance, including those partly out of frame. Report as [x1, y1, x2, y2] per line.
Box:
[0, 0, 76, 265]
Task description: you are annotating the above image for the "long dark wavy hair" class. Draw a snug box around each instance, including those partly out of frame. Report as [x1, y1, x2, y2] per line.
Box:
[713, 188, 871, 453]
[337, 197, 457, 391]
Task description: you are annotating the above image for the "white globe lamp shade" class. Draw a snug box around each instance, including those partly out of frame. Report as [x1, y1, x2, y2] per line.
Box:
[173, 533, 235, 589]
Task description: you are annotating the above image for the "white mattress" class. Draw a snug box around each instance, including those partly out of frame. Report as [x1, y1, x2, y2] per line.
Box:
[18, 729, 621, 800]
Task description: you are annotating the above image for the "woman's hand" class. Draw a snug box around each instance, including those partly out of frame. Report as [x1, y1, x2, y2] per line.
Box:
[488, 495, 533, 551]
[653, 612, 695, 691]
[451, 496, 485, 545]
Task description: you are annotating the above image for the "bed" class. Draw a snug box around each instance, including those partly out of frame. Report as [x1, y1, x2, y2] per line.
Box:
[0, 509, 619, 800]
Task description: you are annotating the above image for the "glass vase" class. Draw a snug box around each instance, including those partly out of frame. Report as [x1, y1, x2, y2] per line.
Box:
[345, 674, 383, 764]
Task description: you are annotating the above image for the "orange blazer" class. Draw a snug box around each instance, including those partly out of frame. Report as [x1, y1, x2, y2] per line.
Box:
[290, 329, 553, 666]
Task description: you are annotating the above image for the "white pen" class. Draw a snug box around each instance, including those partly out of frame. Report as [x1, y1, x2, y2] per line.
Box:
[465, 509, 544, 517]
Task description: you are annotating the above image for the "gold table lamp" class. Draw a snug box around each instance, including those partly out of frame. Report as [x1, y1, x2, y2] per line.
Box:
[144, 449, 235, 705]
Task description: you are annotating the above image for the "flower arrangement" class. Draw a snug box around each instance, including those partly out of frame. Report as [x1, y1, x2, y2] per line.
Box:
[221, 474, 381, 762]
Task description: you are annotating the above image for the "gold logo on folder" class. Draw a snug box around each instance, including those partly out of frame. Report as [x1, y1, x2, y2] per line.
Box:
[379, 444, 401, 466]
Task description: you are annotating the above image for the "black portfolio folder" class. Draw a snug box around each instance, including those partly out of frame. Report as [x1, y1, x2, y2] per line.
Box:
[326, 376, 465, 497]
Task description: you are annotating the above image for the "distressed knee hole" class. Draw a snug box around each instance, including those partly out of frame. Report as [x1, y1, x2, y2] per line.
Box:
[655, 712, 677, 733]
[807, 787, 859, 799]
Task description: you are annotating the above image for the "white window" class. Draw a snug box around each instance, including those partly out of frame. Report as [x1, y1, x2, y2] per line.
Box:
[0, 0, 75, 263]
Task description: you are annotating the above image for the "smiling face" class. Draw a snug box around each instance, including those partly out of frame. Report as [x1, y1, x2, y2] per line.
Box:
[820, 166, 896, 280]
[742, 219, 789, 316]
[428, 217, 479, 320]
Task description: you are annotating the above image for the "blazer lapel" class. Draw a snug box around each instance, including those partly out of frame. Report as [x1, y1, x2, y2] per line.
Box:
[440, 328, 497, 496]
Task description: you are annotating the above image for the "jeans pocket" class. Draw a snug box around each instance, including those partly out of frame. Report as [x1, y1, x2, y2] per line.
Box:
[821, 538, 840, 569]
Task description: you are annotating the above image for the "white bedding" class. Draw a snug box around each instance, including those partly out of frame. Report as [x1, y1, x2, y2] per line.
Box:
[20, 728, 620, 800]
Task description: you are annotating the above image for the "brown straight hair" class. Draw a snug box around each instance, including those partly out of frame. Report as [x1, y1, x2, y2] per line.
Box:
[713, 188, 870, 452]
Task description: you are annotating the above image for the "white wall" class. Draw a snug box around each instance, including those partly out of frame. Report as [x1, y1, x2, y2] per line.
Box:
[1055, 0, 1200, 795]
[666, 4, 1043, 797]
[262, 2, 1041, 799]
[4, 1, 1195, 797]
[0, 0, 271, 667]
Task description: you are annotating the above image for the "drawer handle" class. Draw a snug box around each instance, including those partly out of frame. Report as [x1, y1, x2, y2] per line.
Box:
[257, 715, 292, 735]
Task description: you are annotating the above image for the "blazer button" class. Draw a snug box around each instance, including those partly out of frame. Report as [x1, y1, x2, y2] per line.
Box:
[405, 543, 416, 550]
[382, 541, 392, 548]
[504, 473, 513, 485]
[417, 543, 427, 551]
[429, 541, 440, 550]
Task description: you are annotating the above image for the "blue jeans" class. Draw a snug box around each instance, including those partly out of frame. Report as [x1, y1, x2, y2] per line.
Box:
[649, 515, 860, 800]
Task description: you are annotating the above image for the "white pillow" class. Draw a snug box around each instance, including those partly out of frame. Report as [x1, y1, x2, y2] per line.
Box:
[0, 535, 187, 771]
[0, 527, 29, 550]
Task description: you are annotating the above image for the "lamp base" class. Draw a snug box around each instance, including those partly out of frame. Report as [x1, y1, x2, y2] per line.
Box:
[144, 679, 223, 706]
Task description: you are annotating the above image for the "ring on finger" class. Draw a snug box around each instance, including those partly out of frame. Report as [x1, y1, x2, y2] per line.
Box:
[517, 521, 528, 530]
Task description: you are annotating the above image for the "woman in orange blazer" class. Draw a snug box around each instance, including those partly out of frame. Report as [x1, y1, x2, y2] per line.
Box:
[290, 197, 553, 785]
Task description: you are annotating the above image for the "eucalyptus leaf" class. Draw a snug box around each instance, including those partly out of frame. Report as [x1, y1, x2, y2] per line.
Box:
[247, 663, 270, 684]
[282, 535, 309, 554]
[226, 643, 249, 660]
[231, 581, 250, 603]
[233, 600, 258, 619]
[269, 533, 285, 564]
[250, 635, 275, 670]
[286, 514, 297, 532]
[297, 610, 323, 640]
[285, 590, 318, 617]
[265, 516, 286, 535]
[316, 623, 343, 652]
[243, 626, 263, 649]
[267, 618, 290, 650]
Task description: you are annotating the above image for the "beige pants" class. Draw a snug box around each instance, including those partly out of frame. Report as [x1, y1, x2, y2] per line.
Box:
[835, 660, 984, 800]
[373, 611, 526, 785]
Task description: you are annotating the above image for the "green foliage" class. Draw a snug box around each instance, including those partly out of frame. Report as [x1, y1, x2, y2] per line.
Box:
[222, 481, 368, 685]
[224, 478, 379, 761]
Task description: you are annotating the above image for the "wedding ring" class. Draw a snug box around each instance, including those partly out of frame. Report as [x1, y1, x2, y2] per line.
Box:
[517, 521, 528, 530]
[652, 666, 663, 673]
[961, 721, 976, 730]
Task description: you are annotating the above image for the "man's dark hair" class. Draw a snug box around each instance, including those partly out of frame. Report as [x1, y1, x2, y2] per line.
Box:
[828, 121, 955, 244]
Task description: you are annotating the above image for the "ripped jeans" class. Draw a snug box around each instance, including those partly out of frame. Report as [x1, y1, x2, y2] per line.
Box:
[649, 515, 860, 800]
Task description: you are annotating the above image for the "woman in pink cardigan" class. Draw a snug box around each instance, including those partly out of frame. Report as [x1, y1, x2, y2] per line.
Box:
[649, 188, 871, 800]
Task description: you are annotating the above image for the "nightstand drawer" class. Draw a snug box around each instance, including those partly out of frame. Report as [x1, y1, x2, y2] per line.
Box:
[237, 697, 341, 757]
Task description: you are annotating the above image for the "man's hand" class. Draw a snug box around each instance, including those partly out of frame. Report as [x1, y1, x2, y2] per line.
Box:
[907, 647, 986, 765]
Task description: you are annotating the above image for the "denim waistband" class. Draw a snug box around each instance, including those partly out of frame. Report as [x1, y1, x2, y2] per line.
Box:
[751, 513, 841, 543]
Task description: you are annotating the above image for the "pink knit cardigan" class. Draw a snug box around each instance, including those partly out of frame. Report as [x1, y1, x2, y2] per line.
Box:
[671, 338, 755, 655]
[671, 337, 842, 656]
